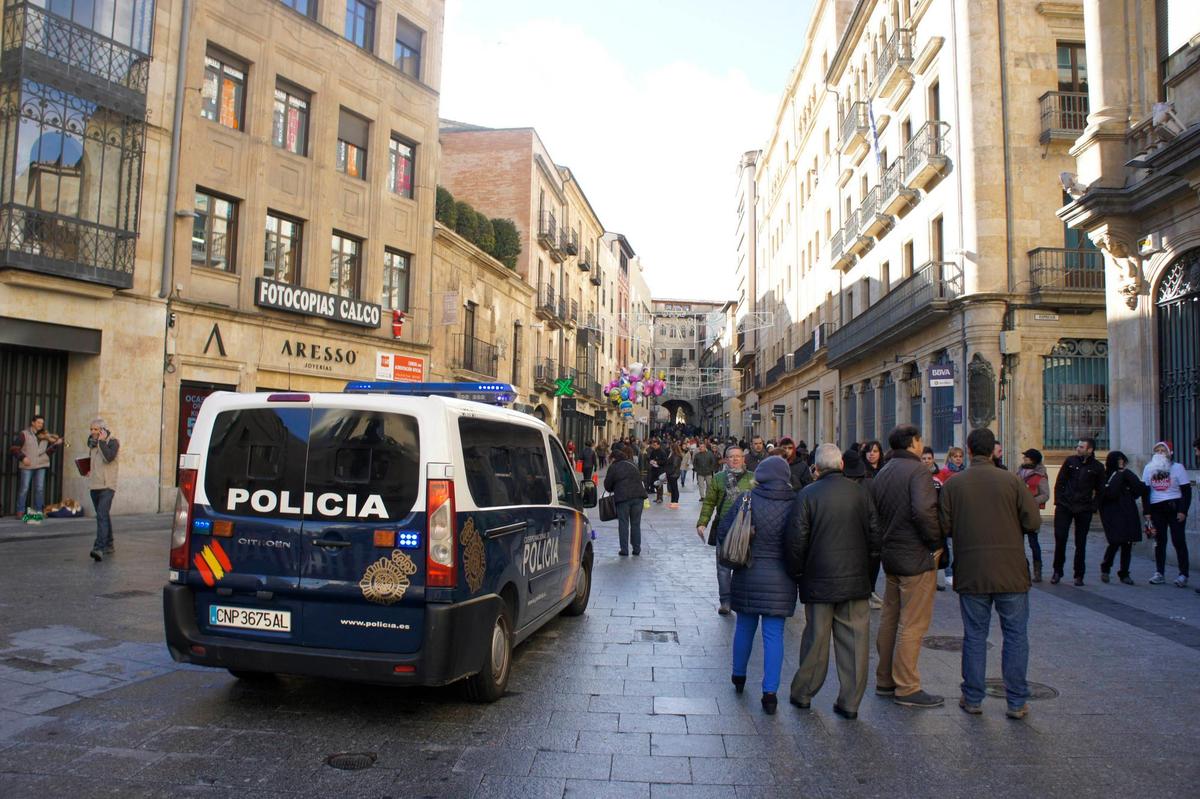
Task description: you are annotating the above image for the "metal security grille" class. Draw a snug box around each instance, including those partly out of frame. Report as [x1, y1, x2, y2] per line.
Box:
[1156, 252, 1200, 468]
[843, 389, 857, 447]
[931, 353, 955, 451]
[1043, 339, 1110, 450]
[881, 373, 897, 434]
[0, 345, 68, 516]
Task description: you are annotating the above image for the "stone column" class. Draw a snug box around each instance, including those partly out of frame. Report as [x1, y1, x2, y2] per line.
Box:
[1074, 0, 1135, 187]
[889, 367, 908, 434]
[866, 376, 882, 442]
[916, 354, 937, 442]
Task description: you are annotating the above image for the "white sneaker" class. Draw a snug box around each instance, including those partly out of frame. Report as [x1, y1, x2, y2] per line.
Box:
[1149, 572, 1165, 585]
[868, 592, 883, 610]
[1174, 574, 1189, 588]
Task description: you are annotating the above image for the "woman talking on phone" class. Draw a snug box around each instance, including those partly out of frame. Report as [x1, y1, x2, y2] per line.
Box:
[86, 418, 120, 562]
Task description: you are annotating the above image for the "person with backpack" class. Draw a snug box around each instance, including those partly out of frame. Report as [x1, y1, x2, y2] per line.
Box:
[1017, 448, 1050, 582]
[716, 456, 799, 715]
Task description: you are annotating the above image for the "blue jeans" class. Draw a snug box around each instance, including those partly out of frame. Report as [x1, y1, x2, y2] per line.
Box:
[959, 592, 1030, 710]
[90, 488, 115, 551]
[16, 468, 47, 514]
[616, 497, 643, 554]
[732, 613, 786, 694]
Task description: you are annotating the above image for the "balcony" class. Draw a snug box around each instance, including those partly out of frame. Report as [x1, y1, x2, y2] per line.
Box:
[567, 299, 579, 327]
[453, 335, 497, 378]
[830, 227, 854, 271]
[561, 228, 578, 256]
[1039, 91, 1089, 145]
[826, 261, 962, 366]
[765, 356, 787, 386]
[872, 27, 913, 100]
[1028, 247, 1106, 307]
[536, 283, 561, 325]
[880, 156, 918, 216]
[578, 245, 592, 271]
[534, 357, 557, 390]
[903, 121, 950, 190]
[839, 101, 870, 160]
[857, 185, 893, 240]
[589, 267, 602, 286]
[537, 211, 557, 248]
[0, 205, 136, 289]
[1, 1, 152, 117]
[793, 322, 832, 371]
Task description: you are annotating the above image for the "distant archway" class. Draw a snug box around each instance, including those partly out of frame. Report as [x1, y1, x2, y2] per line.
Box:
[660, 399, 695, 428]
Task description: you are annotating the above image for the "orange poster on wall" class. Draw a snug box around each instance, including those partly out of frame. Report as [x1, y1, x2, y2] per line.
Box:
[220, 78, 239, 129]
[375, 353, 424, 382]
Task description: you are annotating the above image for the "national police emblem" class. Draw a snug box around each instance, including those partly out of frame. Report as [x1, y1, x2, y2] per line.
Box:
[359, 549, 418, 605]
[461, 517, 486, 593]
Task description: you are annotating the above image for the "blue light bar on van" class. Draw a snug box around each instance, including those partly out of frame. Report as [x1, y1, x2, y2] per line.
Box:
[343, 381, 516, 406]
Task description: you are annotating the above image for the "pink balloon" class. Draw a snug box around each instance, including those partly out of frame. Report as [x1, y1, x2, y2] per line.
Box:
[653, 383, 664, 396]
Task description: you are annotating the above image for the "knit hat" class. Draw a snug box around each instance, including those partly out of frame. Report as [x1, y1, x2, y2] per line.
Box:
[778, 436, 795, 447]
[1153, 440, 1173, 456]
[754, 454, 792, 485]
[842, 449, 866, 478]
[1021, 448, 1043, 465]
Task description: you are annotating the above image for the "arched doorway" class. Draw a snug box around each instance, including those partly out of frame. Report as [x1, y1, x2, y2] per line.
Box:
[1156, 251, 1200, 468]
[659, 399, 695, 429]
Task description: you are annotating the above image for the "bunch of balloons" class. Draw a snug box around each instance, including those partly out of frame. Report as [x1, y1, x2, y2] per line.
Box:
[604, 362, 668, 417]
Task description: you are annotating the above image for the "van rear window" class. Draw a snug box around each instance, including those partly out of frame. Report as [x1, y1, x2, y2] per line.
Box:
[204, 407, 420, 520]
[459, 418, 552, 508]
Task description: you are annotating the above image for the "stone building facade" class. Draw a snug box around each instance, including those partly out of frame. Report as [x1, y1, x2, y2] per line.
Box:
[1061, 0, 1200, 472]
[751, 0, 1108, 472]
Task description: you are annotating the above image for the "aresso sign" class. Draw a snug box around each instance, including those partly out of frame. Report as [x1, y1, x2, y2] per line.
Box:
[255, 278, 381, 328]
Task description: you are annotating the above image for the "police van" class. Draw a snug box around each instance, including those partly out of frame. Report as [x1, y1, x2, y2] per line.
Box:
[163, 382, 596, 701]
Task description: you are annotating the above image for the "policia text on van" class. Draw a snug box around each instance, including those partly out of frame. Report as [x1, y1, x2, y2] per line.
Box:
[163, 382, 597, 701]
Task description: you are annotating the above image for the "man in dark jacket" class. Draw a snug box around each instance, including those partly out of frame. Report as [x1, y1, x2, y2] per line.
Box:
[786, 444, 882, 719]
[692, 442, 719, 502]
[1051, 436, 1106, 585]
[870, 424, 944, 708]
[745, 436, 767, 471]
[940, 428, 1042, 720]
[778, 436, 814, 491]
[644, 439, 667, 503]
[581, 440, 596, 483]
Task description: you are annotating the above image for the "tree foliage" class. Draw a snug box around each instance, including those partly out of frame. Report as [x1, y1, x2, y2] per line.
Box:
[435, 186, 522, 269]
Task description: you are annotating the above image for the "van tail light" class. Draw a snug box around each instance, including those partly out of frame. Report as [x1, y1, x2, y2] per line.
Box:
[170, 468, 198, 569]
[426, 479, 456, 587]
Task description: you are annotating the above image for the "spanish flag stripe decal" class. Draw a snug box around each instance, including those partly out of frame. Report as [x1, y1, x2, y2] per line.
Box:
[210, 539, 232, 572]
[194, 552, 215, 587]
[201, 546, 225, 581]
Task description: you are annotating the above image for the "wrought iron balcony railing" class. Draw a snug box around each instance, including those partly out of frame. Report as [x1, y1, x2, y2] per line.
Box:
[1029, 247, 1105, 294]
[534, 357, 557, 388]
[873, 27, 913, 93]
[0, 204, 135, 289]
[568, 298, 579, 326]
[880, 155, 917, 215]
[827, 261, 962, 365]
[2, 2, 151, 115]
[765, 356, 787, 385]
[537, 211, 557, 248]
[536, 283, 559, 320]
[455, 335, 497, 377]
[561, 228, 578, 256]
[840, 101, 870, 151]
[902, 120, 950, 189]
[1039, 91, 1089, 144]
[578, 245, 592, 271]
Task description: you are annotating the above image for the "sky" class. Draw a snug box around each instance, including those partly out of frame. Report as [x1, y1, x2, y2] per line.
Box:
[439, 0, 816, 301]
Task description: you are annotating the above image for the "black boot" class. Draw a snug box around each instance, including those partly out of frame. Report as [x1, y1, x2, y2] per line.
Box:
[1032, 562, 1042, 583]
[731, 675, 746, 694]
[761, 692, 778, 715]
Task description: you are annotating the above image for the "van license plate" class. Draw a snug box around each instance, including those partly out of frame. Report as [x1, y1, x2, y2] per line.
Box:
[209, 605, 292, 632]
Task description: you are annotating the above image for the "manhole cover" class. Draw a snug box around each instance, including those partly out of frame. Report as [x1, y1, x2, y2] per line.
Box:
[97, 589, 153, 600]
[985, 679, 1058, 700]
[325, 752, 377, 771]
[921, 636, 992, 651]
[635, 630, 678, 643]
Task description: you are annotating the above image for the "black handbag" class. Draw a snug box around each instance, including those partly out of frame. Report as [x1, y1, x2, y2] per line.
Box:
[598, 491, 617, 522]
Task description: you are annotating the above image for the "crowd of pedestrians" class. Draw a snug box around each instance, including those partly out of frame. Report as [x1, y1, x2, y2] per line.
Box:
[592, 423, 1198, 721]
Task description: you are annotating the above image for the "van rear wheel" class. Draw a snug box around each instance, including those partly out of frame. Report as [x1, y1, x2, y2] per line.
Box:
[561, 557, 592, 617]
[463, 605, 512, 702]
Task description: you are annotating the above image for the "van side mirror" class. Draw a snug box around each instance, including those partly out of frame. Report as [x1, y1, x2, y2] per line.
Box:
[580, 481, 597, 508]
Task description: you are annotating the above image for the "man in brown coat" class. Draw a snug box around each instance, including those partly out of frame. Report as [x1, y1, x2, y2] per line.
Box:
[940, 427, 1042, 720]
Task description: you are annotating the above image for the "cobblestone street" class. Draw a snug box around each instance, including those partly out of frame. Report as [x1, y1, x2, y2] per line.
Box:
[0, 477, 1198, 798]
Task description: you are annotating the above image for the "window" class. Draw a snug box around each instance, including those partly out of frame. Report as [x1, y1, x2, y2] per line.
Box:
[345, 0, 375, 50]
[193, 190, 237, 271]
[458, 418, 551, 507]
[881, 261, 891, 293]
[388, 136, 415, 197]
[902, 240, 914, 278]
[1056, 42, 1088, 92]
[264, 212, 302, 283]
[307, 409, 421, 515]
[908, 365, 922, 426]
[201, 50, 246, 130]
[336, 109, 369, 178]
[881, 373, 897, 433]
[928, 81, 941, 122]
[279, 0, 316, 17]
[931, 352, 955, 451]
[1156, 252, 1199, 467]
[931, 216, 944, 262]
[1044, 339, 1110, 450]
[862, 382, 876, 442]
[382, 248, 410, 310]
[843, 388, 858, 447]
[394, 15, 423, 79]
[272, 81, 310, 155]
[330, 232, 361, 298]
[549, 438, 581, 506]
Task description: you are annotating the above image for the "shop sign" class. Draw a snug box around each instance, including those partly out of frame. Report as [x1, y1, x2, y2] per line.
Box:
[375, 352, 424, 382]
[928, 365, 955, 388]
[772, 404, 786, 416]
[280, 339, 358, 373]
[255, 277, 381, 328]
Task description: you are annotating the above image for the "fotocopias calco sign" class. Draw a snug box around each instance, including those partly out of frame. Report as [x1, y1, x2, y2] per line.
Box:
[255, 278, 381, 328]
